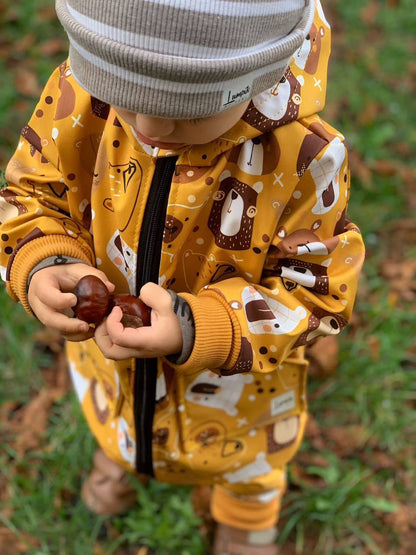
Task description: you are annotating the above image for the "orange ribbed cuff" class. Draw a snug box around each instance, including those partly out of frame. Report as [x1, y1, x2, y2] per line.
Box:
[10, 234, 94, 313]
[211, 486, 281, 530]
[175, 290, 240, 372]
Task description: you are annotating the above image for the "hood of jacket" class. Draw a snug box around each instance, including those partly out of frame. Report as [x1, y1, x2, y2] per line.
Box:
[117, 1, 332, 167]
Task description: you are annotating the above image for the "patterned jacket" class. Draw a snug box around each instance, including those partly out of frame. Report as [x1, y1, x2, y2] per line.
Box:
[0, 4, 365, 484]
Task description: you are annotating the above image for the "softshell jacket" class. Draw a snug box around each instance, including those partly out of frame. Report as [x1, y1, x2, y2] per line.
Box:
[0, 4, 364, 488]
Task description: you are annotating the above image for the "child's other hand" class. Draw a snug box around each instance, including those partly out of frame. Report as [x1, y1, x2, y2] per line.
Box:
[94, 282, 183, 360]
[28, 264, 115, 341]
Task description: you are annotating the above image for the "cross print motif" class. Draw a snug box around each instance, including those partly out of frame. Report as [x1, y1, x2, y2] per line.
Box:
[71, 114, 84, 128]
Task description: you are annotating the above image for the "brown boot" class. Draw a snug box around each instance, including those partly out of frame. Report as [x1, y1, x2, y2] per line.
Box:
[213, 523, 279, 555]
[81, 449, 146, 516]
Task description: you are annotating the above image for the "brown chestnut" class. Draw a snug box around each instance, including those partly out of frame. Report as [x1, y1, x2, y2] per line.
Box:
[73, 275, 110, 324]
[73, 275, 151, 328]
[111, 294, 151, 328]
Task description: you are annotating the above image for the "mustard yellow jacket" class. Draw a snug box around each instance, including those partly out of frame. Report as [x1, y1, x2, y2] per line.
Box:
[0, 5, 364, 486]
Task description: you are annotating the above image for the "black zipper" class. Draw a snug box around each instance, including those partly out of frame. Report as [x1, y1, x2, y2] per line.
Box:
[134, 155, 178, 476]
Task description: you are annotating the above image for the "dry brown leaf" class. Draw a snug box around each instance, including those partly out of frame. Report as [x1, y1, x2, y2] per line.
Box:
[348, 148, 372, 187]
[14, 67, 42, 97]
[13, 389, 56, 455]
[384, 504, 416, 534]
[324, 424, 371, 456]
[0, 527, 39, 554]
[39, 38, 67, 57]
[33, 327, 71, 395]
[12, 34, 36, 54]
[306, 336, 339, 377]
[360, 1, 380, 24]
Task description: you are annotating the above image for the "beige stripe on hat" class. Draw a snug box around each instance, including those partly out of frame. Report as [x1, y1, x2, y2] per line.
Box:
[56, 0, 314, 118]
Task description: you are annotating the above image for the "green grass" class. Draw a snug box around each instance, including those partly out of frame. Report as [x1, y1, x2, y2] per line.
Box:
[1, 1, 415, 553]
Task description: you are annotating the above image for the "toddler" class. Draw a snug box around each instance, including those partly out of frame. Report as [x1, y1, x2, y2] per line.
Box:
[0, 0, 365, 553]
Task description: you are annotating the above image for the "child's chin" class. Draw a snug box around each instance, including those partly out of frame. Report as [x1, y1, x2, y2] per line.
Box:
[133, 129, 187, 149]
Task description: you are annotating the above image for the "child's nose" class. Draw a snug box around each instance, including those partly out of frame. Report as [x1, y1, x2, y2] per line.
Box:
[135, 114, 175, 138]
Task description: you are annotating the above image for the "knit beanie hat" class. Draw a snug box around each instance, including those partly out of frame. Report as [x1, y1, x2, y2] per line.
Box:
[56, 0, 315, 119]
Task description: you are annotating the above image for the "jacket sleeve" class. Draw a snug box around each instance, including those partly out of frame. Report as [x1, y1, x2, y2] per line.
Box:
[0, 63, 97, 312]
[175, 140, 365, 375]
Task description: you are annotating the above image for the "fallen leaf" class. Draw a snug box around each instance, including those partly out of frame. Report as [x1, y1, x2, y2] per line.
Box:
[14, 67, 42, 97]
[0, 527, 39, 554]
[360, 1, 380, 25]
[324, 424, 372, 457]
[12, 389, 56, 455]
[39, 38, 67, 57]
[306, 336, 340, 377]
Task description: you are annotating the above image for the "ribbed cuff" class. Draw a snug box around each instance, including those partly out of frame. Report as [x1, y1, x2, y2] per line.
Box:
[166, 290, 195, 365]
[211, 486, 281, 530]
[172, 290, 240, 372]
[10, 235, 94, 313]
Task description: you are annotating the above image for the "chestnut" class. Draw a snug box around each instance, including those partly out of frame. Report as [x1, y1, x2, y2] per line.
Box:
[73, 275, 110, 324]
[73, 275, 151, 328]
[111, 294, 151, 328]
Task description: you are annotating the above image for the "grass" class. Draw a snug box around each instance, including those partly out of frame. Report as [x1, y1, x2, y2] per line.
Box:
[1, 0, 415, 553]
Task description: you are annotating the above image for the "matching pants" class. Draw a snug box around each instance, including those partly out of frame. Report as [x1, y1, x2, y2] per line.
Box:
[67, 340, 308, 530]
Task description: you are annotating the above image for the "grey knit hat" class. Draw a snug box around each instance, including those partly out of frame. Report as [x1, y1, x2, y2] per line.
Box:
[56, 0, 314, 119]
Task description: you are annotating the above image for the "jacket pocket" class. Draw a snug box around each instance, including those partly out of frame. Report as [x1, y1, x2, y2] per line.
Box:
[175, 354, 309, 455]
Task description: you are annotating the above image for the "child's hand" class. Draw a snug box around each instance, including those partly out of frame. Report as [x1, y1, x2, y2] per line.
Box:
[94, 282, 183, 360]
[28, 264, 115, 341]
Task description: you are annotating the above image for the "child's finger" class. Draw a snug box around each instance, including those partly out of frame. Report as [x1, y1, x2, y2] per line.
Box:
[104, 306, 150, 348]
[37, 305, 90, 335]
[139, 282, 171, 313]
[40, 289, 78, 311]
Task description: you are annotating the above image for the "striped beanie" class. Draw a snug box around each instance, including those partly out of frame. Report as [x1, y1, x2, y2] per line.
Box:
[56, 0, 315, 119]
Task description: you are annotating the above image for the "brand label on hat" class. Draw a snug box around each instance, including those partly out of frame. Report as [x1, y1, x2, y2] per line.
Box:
[222, 78, 252, 109]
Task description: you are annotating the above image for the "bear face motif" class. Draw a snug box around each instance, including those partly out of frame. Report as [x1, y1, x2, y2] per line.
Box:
[276, 258, 330, 295]
[0, 189, 28, 224]
[242, 69, 302, 132]
[309, 138, 345, 215]
[208, 177, 257, 250]
[182, 250, 237, 291]
[293, 23, 325, 74]
[242, 286, 307, 336]
[185, 371, 253, 416]
[266, 415, 300, 454]
[227, 134, 281, 176]
[163, 214, 183, 243]
[293, 307, 348, 348]
[297, 132, 328, 178]
[223, 452, 272, 484]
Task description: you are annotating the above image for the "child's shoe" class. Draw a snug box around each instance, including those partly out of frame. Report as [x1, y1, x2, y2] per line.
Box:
[213, 523, 279, 555]
[81, 448, 143, 516]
